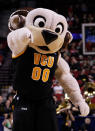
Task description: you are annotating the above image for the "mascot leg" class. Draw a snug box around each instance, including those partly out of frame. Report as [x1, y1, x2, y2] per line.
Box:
[35, 97, 58, 131]
[12, 96, 58, 131]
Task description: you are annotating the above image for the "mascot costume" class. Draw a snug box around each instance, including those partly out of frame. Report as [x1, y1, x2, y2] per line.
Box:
[7, 8, 89, 131]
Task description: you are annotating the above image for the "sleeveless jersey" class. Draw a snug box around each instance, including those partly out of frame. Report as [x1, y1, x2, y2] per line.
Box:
[12, 47, 58, 100]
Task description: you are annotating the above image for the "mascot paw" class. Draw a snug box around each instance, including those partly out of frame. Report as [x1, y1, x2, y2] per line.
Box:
[78, 101, 90, 116]
[15, 28, 33, 43]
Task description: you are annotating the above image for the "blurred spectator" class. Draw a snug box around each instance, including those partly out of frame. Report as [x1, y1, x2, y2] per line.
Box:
[78, 69, 88, 82]
[79, 118, 91, 131]
[73, 15, 81, 32]
[64, 119, 74, 131]
[70, 56, 81, 71]
[5, 100, 11, 111]
[72, 69, 79, 79]
[82, 13, 88, 23]
[0, 95, 5, 116]
[67, 12, 74, 31]
[89, 66, 95, 80]
[0, 95, 3, 104]
[76, 40, 82, 54]
[71, 106, 80, 116]
[86, 41, 93, 52]
[53, 95, 60, 108]
[0, 55, 3, 67]
[80, 3, 88, 13]
[53, 81, 64, 101]
[6, 93, 14, 104]
[74, 4, 80, 16]
[2, 112, 13, 131]
[69, 42, 79, 56]
[61, 109, 75, 131]
[87, 13, 95, 23]
[67, 5, 73, 14]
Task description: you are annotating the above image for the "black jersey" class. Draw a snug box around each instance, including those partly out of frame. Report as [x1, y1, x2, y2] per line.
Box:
[12, 47, 58, 100]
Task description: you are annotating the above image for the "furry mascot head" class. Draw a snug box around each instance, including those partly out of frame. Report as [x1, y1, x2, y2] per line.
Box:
[8, 8, 72, 56]
[7, 8, 89, 116]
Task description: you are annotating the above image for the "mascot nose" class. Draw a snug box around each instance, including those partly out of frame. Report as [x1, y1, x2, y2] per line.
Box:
[42, 30, 58, 45]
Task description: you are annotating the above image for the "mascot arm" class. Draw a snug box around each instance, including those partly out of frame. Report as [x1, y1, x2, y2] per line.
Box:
[7, 27, 32, 58]
[55, 54, 89, 116]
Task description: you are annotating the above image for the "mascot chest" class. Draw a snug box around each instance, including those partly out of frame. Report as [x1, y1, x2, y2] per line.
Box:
[14, 47, 58, 82]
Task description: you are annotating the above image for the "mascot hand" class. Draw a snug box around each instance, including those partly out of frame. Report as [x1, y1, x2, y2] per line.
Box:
[78, 101, 90, 116]
[7, 27, 33, 56]
[16, 27, 32, 43]
[8, 27, 32, 45]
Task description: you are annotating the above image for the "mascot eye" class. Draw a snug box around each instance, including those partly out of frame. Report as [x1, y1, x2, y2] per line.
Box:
[55, 23, 64, 34]
[33, 16, 46, 28]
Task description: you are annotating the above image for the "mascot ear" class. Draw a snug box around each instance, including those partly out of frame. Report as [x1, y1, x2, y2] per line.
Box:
[60, 31, 73, 52]
[8, 10, 29, 31]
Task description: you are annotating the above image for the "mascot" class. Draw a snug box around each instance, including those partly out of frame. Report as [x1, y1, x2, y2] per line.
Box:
[7, 8, 89, 131]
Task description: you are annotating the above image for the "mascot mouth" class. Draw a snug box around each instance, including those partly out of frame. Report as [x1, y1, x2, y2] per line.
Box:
[38, 46, 49, 51]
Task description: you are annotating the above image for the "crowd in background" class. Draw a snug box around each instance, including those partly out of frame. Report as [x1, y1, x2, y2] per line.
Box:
[0, 38, 8, 67]
[0, 1, 95, 131]
[0, 87, 15, 131]
[65, 3, 95, 33]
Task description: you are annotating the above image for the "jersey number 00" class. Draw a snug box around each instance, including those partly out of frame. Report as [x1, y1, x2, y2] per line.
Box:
[31, 53, 54, 82]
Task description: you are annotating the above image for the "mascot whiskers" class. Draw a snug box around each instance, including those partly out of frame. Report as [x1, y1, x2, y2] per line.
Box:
[7, 8, 89, 131]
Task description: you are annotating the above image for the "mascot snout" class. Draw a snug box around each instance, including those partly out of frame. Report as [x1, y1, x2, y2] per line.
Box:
[42, 30, 58, 44]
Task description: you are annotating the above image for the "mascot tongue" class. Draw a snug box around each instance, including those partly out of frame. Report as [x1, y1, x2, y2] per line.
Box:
[38, 46, 49, 51]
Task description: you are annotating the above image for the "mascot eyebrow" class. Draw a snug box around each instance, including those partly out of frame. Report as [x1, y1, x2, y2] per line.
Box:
[33, 15, 46, 23]
[55, 22, 64, 34]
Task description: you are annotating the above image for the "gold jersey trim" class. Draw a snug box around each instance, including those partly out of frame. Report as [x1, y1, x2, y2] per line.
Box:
[12, 49, 26, 59]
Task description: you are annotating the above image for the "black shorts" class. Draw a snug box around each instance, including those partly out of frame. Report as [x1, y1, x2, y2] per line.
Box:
[12, 96, 58, 131]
